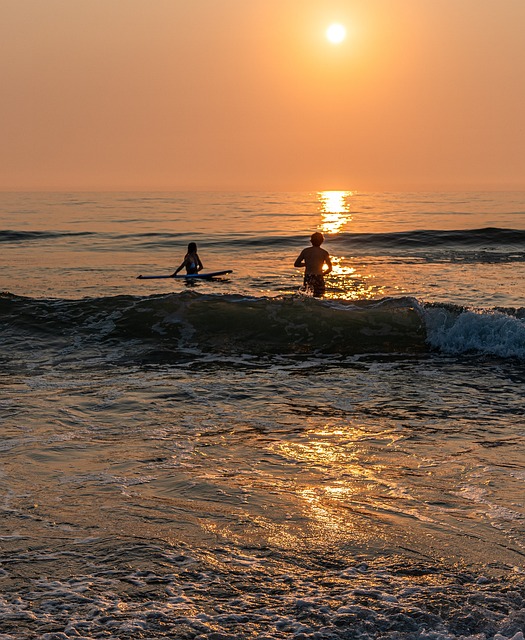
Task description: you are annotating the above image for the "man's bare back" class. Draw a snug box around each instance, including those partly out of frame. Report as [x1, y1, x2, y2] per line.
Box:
[294, 232, 332, 297]
[294, 245, 332, 275]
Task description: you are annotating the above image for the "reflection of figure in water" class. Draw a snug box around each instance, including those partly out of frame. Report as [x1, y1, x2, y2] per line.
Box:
[294, 232, 332, 297]
[173, 242, 203, 276]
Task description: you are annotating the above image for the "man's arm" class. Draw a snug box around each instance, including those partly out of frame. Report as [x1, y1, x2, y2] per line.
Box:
[294, 250, 305, 268]
[324, 252, 332, 274]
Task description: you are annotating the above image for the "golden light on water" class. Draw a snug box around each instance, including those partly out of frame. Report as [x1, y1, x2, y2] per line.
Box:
[330, 256, 355, 277]
[319, 190, 350, 215]
[267, 429, 389, 537]
[318, 190, 352, 235]
[316, 190, 385, 301]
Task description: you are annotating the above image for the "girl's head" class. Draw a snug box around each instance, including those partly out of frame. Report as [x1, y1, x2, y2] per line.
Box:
[187, 242, 197, 253]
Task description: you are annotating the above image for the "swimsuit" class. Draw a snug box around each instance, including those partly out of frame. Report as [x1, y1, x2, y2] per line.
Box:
[186, 255, 199, 274]
[303, 273, 326, 297]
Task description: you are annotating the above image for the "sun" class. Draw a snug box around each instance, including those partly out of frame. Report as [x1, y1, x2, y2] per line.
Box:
[326, 23, 346, 44]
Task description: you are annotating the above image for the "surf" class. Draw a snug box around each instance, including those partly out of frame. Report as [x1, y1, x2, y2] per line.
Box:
[2, 291, 524, 360]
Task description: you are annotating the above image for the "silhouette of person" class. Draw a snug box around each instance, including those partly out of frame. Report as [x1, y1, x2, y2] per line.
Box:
[173, 242, 203, 276]
[294, 232, 332, 297]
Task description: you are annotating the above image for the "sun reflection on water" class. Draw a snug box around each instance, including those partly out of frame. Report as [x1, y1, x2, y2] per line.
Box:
[330, 256, 355, 276]
[318, 191, 352, 235]
[325, 256, 384, 301]
[266, 426, 391, 537]
[316, 191, 386, 300]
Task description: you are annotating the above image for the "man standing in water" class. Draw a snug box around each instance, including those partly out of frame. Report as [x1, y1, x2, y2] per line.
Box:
[294, 232, 332, 297]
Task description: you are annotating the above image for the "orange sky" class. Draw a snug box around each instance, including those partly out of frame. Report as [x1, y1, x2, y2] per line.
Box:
[1, 0, 524, 191]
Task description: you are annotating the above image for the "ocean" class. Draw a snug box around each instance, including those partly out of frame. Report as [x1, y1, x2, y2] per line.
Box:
[1, 190, 524, 639]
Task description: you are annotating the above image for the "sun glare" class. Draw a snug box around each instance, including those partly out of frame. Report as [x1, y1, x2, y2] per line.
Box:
[319, 190, 352, 234]
[326, 23, 346, 44]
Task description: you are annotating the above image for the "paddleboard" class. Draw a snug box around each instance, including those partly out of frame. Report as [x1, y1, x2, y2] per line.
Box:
[137, 270, 232, 280]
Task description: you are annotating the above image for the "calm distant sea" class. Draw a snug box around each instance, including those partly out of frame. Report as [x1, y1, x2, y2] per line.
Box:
[1, 191, 524, 639]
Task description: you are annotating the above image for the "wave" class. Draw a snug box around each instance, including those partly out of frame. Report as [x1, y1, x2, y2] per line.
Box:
[4, 227, 525, 249]
[329, 228, 525, 263]
[183, 227, 525, 252]
[1, 292, 524, 361]
[0, 293, 426, 357]
[332, 227, 525, 249]
[0, 230, 94, 243]
[3, 227, 525, 265]
[424, 303, 525, 359]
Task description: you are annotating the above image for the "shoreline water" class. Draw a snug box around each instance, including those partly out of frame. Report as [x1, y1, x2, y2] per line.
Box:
[1, 191, 524, 638]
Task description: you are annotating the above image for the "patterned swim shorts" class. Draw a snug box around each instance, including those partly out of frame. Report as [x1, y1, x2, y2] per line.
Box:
[303, 273, 326, 297]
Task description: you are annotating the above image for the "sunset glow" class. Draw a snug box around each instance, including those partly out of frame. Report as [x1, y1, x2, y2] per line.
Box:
[1, 1, 524, 191]
[326, 23, 346, 44]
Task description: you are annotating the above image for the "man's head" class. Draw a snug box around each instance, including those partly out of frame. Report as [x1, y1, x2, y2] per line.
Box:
[310, 232, 324, 247]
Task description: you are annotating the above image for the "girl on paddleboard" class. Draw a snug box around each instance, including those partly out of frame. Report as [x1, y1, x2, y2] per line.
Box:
[173, 242, 204, 276]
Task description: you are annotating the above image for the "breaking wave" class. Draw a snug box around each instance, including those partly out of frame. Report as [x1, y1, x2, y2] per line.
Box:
[1, 292, 525, 361]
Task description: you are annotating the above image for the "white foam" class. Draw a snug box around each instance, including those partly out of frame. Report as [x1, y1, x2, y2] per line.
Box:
[425, 306, 525, 358]
[454, 485, 524, 522]
[0, 557, 523, 640]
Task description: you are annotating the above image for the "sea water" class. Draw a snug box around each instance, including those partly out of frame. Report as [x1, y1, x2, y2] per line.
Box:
[0, 191, 524, 639]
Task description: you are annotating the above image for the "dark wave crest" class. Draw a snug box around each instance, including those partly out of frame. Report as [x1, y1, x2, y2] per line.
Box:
[0, 292, 426, 359]
[1, 292, 524, 362]
[3, 227, 525, 261]
[0, 230, 94, 243]
[331, 227, 525, 249]
[206, 227, 525, 250]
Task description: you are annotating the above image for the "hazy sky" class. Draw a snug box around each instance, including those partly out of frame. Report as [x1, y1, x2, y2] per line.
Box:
[1, 0, 524, 191]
